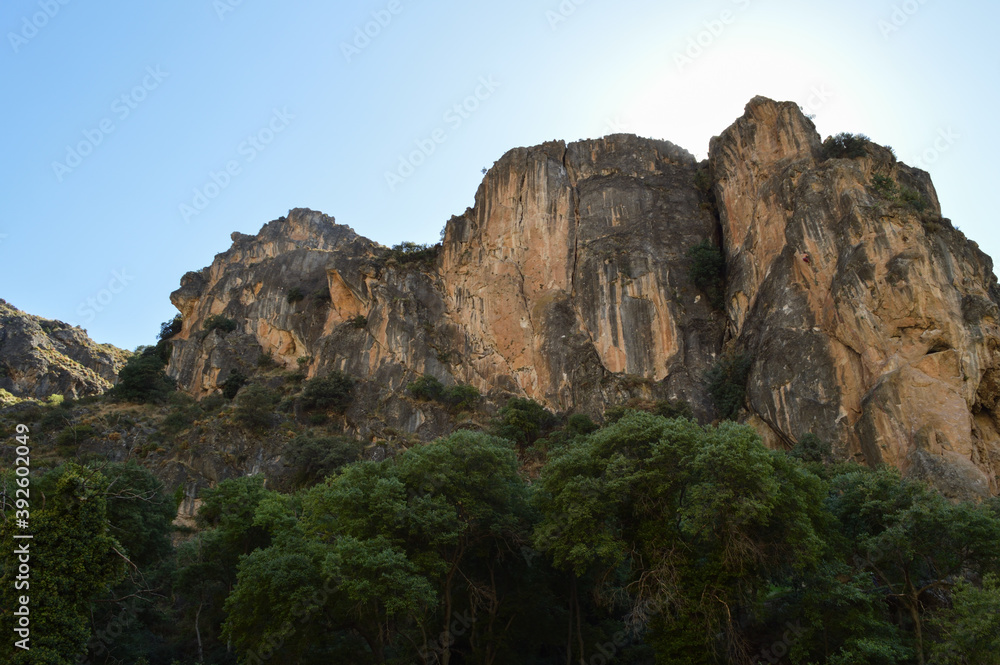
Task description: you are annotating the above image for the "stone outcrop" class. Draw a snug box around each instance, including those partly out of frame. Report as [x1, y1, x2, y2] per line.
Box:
[0, 299, 130, 400]
[710, 97, 1000, 498]
[163, 99, 1000, 498]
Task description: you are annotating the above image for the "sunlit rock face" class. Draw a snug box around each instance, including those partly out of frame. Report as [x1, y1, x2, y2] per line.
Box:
[0, 299, 129, 400]
[165, 98, 1000, 497]
[711, 96, 1000, 499]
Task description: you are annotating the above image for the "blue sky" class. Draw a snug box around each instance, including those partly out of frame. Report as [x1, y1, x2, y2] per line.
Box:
[2, 0, 997, 350]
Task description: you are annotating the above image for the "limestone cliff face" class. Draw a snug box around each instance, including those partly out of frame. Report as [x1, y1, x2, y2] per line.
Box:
[439, 136, 723, 416]
[164, 100, 1000, 497]
[710, 96, 1000, 498]
[0, 299, 129, 400]
[166, 136, 726, 438]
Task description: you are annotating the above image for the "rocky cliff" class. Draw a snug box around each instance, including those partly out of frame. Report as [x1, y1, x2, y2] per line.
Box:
[711, 97, 1000, 499]
[164, 98, 1000, 498]
[0, 299, 130, 401]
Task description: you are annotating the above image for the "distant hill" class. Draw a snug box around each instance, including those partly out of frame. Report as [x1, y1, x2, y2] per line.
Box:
[0, 298, 129, 402]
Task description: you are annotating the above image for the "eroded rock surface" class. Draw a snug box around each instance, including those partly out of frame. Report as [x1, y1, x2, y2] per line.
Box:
[711, 96, 1000, 498]
[0, 299, 129, 400]
[163, 101, 1000, 497]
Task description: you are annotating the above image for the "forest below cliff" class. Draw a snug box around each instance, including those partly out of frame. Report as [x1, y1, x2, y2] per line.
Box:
[2, 329, 999, 665]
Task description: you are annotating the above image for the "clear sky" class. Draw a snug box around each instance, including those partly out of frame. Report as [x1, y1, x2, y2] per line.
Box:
[2, 0, 997, 350]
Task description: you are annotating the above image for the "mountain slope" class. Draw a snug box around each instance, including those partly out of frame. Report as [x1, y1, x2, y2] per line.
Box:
[163, 97, 1000, 498]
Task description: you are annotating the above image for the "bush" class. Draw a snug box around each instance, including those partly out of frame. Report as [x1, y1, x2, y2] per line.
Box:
[408, 375, 444, 401]
[688, 240, 726, 309]
[221, 371, 248, 400]
[898, 186, 928, 212]
[441, 384, 480, 412]
[789, 432, 831, 464]
[300, 371, 355, 414]
[286, 287, 305, 304]
[234, 383, 280, 432]
[566, 413, 599, 435]
[56, 423, 97, 448]
[158, 314, 182, 341]
[257, 351, 277, 369]
[652, 399, 694, 420]
[113, 351, 176, 404]
[870, 174, 897, 198]
[490, 397, 557, 446]
[284, 434, 364, 487]
[822, 132, 870, 159]
[204, 314, 238, 334]
[349, 314, 368, 329]
[407, 375, 479, 412]
[386, 242, 440, 266]
[706, 352, 752, 420]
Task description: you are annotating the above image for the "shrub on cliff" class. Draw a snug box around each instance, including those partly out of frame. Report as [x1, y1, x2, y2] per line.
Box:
[822, 132, 870, 159]
[688, 240, 726, 309]
[158, 314, 182, 341]
[490, 397, 557, 446]
[408, 374, 479, 412]
[234, 383, 280, 432]
[112, 351, 176, 404]
[706, 351, 752, 420]
[300, 371, 355, 414]
[386, 242, 440, 266]
[203, 314, 238, 334]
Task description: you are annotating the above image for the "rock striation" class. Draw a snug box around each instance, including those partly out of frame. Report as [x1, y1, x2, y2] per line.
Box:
[164, 98, 1000, 498]
[0, 299, 129, 400]
[711, 97, 1000, 498]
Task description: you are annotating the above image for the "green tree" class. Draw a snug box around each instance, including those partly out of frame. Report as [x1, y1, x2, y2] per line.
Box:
[234, 383, 279, 432]
[490, 397, 557, 446]
[283, 434, 364, 488]
[224, 431, 532, 664]
[706, 351, 752, 420]
[0, 464, 126, 664]
[928, 574, 1000, 665]
[688, 239, 726, 308]
[828, 465, 1000, 665]
[174, 476, 274, 663]
[300, 371, 354, 414]
[112, 351, 176, 403]
[534, 411, 827, 664]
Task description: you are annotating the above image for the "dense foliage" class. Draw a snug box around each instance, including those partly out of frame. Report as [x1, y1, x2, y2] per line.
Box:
[688, 239, 726, 309]
[822, 132, 870, 159]
[3, 405, 999, 664]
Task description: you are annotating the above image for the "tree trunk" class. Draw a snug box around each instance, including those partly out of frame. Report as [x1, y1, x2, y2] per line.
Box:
[575, 577, 586, 665]
[908, 596, 925, 665]
[195, 601, 204, 665]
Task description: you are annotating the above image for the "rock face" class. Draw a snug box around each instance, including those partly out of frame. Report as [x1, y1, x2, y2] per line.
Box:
[165, 99, 1000, 498]
[0, 299, 130, 400]
[710, 97, 1000, 498]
